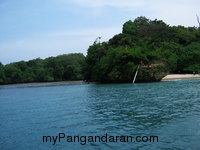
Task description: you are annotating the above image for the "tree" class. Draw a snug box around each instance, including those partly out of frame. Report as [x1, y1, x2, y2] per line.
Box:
[0, 53, 85, 84]
[122, 20, 138, 35]
[85, 16, 200, 83]
[4, 64, 23, 83]
[0, 64, 5, 84]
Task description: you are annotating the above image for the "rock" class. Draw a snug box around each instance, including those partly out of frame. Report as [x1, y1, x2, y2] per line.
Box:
[136, 62, 169, 82]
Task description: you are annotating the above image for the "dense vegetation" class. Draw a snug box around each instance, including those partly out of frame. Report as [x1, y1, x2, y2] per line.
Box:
[0, 53, 85, 84]
[85, 16, 200, 83]
[1, 16, 200, 84]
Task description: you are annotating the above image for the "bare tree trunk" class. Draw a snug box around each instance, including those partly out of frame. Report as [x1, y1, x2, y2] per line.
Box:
[197, 14, 200, 29]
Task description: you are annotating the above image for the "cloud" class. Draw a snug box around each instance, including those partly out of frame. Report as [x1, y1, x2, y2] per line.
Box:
[48, 27, 121, 37]
[67, 0, 200, 26]
[149, 0, 200, 26]
[0, 27, 121, 64]
[1, 0, 200, 64]
[65, 0, 144, 8]
[67, 0, 199, 10]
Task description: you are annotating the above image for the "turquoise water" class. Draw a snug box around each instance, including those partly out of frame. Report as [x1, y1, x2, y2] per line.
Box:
[0, 80, 200, 149]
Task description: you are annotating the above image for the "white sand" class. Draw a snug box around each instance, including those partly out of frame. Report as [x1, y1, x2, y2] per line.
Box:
[161, 74, 200, 81]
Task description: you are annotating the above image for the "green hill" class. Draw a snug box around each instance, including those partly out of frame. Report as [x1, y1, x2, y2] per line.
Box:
[0, 53, 85, 84]
[1, 16, 200, 84]
[84, 16, 200, 83]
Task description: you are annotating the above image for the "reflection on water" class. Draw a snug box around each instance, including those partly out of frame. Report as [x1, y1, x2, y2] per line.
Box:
[0, 79, 200, 149]
[0, 81, 85, 90]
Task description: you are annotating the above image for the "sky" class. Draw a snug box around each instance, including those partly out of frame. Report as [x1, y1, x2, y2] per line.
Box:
[0, 0, 200, 64]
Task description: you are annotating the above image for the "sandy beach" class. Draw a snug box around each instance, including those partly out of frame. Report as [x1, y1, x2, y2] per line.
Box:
[161, 74, 200, 81]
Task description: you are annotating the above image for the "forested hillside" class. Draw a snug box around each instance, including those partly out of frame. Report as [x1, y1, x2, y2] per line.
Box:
[1, 16, 200, 84]
[85, 16, 200, 83]
[0, 53, 85, 84]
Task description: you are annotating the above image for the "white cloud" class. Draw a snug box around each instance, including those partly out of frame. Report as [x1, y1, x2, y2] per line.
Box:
[1, 0, 200, 64]
[47, 27, 121, 37]
[67, 0, 200, 26]
[149, 0, 200, 26]
[0, 27, 121, 64]
[66, 0, 144, 8]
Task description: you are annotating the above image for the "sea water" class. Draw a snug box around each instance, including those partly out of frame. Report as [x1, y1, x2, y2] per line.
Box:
[0, 80, 200, 149]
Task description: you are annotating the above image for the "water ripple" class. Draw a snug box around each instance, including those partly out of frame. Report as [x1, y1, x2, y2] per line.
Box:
[0, 79, 200, 149]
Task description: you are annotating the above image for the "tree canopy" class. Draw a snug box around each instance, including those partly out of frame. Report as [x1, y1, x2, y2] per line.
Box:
[85, 16, 200, 83]
[1, 16, 200, 84]
[0, 53, 85, 84]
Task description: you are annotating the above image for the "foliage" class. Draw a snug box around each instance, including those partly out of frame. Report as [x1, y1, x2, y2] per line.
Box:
[0, 53, 85, 84]
[1, 16, 200, 84]
[85, 16, 200, 82]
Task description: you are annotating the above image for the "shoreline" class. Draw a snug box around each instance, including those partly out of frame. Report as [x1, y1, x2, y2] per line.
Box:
[161, 74, 200, 81]
[1, 74, 200, 86]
